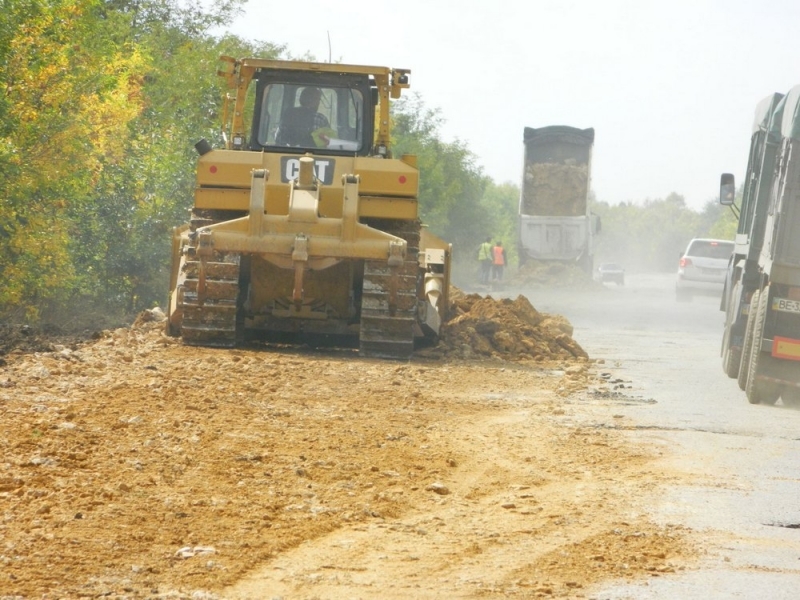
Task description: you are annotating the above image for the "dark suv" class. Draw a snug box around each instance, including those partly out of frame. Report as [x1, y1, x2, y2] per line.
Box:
[596, 263, 625, 286]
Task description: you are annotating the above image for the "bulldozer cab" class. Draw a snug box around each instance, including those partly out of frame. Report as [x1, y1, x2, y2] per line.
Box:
[253, 72, 373, 154]
[218, 57, 409, 159]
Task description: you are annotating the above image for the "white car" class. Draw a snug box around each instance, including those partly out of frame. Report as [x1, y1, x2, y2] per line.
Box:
[675, 238, 734, 302]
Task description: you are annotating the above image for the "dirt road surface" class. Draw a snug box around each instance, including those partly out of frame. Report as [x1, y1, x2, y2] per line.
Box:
[1, 292, 695, 599]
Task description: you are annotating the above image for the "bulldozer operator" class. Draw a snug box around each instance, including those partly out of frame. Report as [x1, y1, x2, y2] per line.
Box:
[277, 86, 332, 147]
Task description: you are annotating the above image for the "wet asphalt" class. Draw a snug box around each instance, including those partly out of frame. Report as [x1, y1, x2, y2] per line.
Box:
[495, 271, 800, 599]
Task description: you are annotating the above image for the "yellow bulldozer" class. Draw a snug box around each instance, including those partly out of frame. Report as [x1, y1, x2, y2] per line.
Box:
[166, 56, 451, 359]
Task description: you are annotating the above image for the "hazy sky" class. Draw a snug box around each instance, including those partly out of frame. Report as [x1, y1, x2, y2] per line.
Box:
[225, 0, 800, 210]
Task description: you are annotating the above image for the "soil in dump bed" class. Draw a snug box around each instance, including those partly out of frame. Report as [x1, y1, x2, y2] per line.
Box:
[521, 161, 589, 216]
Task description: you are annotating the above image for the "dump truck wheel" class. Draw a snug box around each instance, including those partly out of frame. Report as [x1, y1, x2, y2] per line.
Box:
[721, 282, 741, 379]
[745, 287, 779, 405]
[781, 387, 800, 408]
[737, 290, 758, 392]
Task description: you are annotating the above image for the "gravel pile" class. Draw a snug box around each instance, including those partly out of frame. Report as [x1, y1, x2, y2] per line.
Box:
[421, 292, 588, 362]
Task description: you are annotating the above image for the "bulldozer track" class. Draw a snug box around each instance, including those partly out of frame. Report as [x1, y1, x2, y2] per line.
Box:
[178, 248, 241, 348]
[360, 219, 421, 360]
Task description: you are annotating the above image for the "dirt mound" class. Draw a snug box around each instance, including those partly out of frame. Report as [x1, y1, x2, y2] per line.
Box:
[131, 306, 167, 328]
[422, 292, 588, 362]
[0, 323, 96, 361]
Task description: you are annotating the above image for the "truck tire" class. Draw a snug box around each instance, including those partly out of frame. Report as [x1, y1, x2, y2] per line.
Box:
[737, 289, 758, 392]
[781, 387, 800, 408]
[578, 254, 593, 275]
[721, 328, 741, 379]
[721, 282, 741, 379]
[745, 286, 779, 405]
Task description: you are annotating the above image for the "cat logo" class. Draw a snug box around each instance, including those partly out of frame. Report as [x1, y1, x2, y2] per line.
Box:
[280, 157, 335, 185]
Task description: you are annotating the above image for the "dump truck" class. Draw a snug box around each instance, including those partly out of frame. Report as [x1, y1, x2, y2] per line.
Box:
[518, 126, 597, 273]
[719, 92, 784, 380]
[166, 57, 451, 359]
[722, 84, 800, 405]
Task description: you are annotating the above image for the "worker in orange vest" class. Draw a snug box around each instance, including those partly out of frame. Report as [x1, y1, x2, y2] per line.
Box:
[492, 241, 507, 281]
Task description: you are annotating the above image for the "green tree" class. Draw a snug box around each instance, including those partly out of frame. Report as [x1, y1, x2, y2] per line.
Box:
[480, 181, 520, 266]
[592, 191, 733, 273]
[0, 0, 286, 323]
[0, 0, 146, 319]
[704, 196, 738, 240]
[73, 1, 257, 315]
[391, 95, 495, 284]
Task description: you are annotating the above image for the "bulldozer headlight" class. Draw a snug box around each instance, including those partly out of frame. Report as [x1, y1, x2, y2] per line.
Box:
[232, 134, 244, 150]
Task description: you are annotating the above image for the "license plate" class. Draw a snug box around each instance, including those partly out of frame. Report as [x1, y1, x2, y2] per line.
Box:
[772, 297, 800, 314]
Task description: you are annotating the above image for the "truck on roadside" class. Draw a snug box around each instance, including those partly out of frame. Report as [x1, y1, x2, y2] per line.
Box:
[719, 92, 784, 378]
[518, 126, 598, 274]
[721, 85, 800, 406]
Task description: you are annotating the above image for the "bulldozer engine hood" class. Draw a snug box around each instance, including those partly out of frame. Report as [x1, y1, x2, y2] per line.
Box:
[196, 150, 419, 198]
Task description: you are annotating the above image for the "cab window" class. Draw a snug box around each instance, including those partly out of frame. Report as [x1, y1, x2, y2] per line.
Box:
[258, 83, 364, 152]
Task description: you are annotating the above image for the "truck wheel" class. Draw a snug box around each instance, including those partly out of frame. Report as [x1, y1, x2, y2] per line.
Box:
[737, 290, 758, 392]
[722, 342, 741, 380]
[745, 286, 779, 405]
[722, 296, 742, 379]
[578, 254, 593, 275]
[781, 387, 800, 408]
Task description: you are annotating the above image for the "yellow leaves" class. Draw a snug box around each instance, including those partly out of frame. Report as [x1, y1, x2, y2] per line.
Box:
[84, 46, 148, 166]
[0, 211, 74, 310]
[0, 0, 150, 315]
[5, 1, 148, 187]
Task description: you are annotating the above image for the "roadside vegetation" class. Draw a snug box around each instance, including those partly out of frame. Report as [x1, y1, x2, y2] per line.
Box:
[0, 0, 737, 327]
[593, 193, 738, 272]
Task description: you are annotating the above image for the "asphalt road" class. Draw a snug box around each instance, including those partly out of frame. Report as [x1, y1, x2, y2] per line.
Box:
[506, 272, 800, 598]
